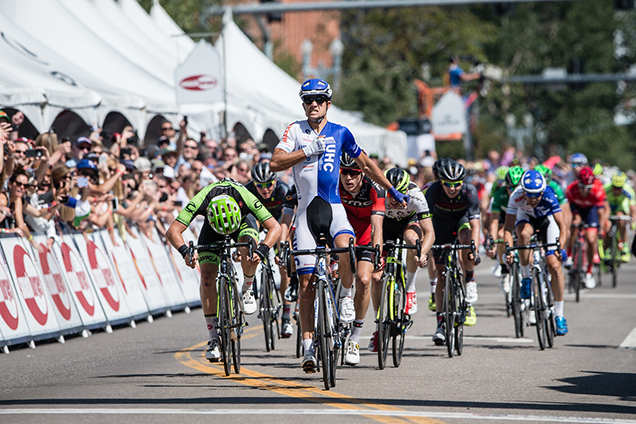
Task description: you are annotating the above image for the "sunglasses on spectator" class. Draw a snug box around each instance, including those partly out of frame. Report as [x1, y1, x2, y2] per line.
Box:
[12, 181, 26, 188]
[303, 96, 327, 105]
[524, 191, 542, 199]
[255, 181, 275, 189]
[442, 180, 463, 188]
[162, 127, 173, 131]
[184, 144, 198, 150]
[340, 169, 362, 177]
[14, 150, 26, 156]
[39, 182, 50, 189]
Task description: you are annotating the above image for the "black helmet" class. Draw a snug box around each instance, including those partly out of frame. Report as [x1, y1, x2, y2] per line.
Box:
[432, 158, 450, 177]
[340, 152, 359, 169]
[384, 167, 411, 193]
[251, 161, 276, 183]
[438, 159, 466, 182]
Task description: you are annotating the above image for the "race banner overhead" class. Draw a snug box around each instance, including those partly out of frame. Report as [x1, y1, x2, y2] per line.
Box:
[175, 40, 224, 105]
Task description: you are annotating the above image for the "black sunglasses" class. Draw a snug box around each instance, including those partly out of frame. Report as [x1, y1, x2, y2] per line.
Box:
[162, 127, 173, 131]
[303, 96, 327, 105]
[340, 169, 362, 177]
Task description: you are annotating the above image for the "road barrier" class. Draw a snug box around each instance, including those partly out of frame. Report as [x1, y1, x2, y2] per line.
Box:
[0, 226, 201, 353]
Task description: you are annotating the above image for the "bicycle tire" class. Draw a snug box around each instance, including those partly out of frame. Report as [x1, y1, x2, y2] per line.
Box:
[544, 270, 555, 349]
[392, 269, 407, 368]
[231, 285, 241, 374]
[317, 279, 330, 390]
[326, 284, 338, 388]
[455, 277, 465, 356]
[611, 231, 619, 288]
[377, 273, 391, 370]
[532, 268, 546, 351]
[219, 278, 232, 376]
[511, 262, 524, 338]
[261, 272, 273, 352]
[444, 270, 455, 358]
[573, 241, 583, 303]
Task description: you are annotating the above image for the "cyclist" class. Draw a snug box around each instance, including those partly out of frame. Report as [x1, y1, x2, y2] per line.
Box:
[426, 160, 481, 346]
[602, 172, 636, 262]
[338, 153, 386, 365]
[368, 167, 435, 352]
[486, 166, 524, 293]
[166, 178, 282, 362]
[565, 166, 609, 289]
[270, 78, 408, 373]
[503, 170, 568, 336]
[565, 153, 588, 186]
[246, 162, 295, 338]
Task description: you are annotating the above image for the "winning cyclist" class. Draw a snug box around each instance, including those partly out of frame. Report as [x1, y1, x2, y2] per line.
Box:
[166, 178, 281, 361]
[503, 170, 568, 335]
[602, 172, 636, 262]
[425, 160, 481, 346]
[246, 162, 295, 338]
[338, 153, 385, 365]
[565, 166, 609, 289]
[269, 78, 408, 373]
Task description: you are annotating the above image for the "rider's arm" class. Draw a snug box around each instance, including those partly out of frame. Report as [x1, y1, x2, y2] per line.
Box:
[270, 148, 307, 172]
[503, 213, 516, 251]
[354, 152, 394, 192]
[418, 217, 435, 255]
[489, 211, 500, 242]
[260, 216, 282, 249]
[469, 218, 480, 248]
[553, 211, 567, 251]
[370, 214, 383, 250]
[166, 220, 187, 250]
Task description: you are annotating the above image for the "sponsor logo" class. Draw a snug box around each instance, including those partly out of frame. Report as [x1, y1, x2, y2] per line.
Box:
[322, 138, 337, 172]
[179, 74, 218, 91]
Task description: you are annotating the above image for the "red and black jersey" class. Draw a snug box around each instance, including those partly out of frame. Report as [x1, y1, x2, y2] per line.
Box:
[339, 176, 386, 221]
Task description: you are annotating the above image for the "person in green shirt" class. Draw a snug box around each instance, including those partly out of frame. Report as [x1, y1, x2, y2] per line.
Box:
[167, 178, 281, 362]
[602, 172, 635, 261]
[486, 166, 523, 293]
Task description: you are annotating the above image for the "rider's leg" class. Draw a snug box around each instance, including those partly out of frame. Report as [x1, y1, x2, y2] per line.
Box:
[458, 227, 474, 281]
[351, 260, 373, 344]
[335, 233, 356, 322]
[546, 255, 565, 303]
[585, 228, 598, 273]
[568, 213, 582, 257]
[298, 273, 315, 352]
[515, 222, 533, 272]
[200, 262, 220, 332]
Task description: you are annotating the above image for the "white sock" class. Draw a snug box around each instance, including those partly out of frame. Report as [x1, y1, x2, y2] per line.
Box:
[521, 264, 530, 279]
[554, 301, 564, 317]
[340, 286, 352, 298]
[205, 315, 218, 340]
[243, 274, 254, 292]
[350, 320, 364, 343]
[406, 269, 418, 293]
[430, 278, 437, 294]
[302, 338, 313, 353]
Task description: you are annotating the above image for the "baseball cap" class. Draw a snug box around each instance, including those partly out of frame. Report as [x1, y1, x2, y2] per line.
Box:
[0, 111, 9, 123]
[120, 159, 136, 172]
[134, 157, 151, 173]
[157, 136, 170, 148]
[76, 136, 92, 147]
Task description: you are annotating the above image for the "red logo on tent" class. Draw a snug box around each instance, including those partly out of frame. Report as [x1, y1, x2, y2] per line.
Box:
[38, 245, 71, 321]
[61, 242, 94, 316]
[179, 74, 218, 91]
[0, 267, 18, 330]
[14, 245, 48, 326]
[87, 241, 119, 312]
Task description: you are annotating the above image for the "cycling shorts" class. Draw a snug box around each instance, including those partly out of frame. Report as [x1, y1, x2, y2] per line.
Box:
[383, 214, 421, 243]
[570, 204, 600, 229]
[515, 213, 559, 256]
[198, 214, 259, 265]
[432, 214, 471, 264]
[294, 197, 355, 276]
[609, 197, 630, 215]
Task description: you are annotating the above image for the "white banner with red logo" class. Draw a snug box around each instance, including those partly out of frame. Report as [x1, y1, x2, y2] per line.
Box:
[73, 234, 133, 325]
[30, 235, 83, 335]
[0, 237, 31, 344]
[98, 230, 150, 320]
[1, 236, 61, 339]
[166, 227, 201, 306]
[175, 40, 224, 105]
[140, 228, 187, 310]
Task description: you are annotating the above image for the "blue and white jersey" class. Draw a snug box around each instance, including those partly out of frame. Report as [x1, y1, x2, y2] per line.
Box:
[506, 185, 562, 218]
[275, 120, 362, 210]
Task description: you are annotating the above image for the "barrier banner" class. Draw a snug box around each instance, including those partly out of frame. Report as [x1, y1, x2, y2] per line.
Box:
[140, 228, 187, 310]
[0, 239, 31, 345]
[98, 230, 149, 321]
[73, 233, 133, 326]
[55, 236, 107, 329]
[165, 241, 201, 307]
[125, 227, 169, 314]
[31, 235, 83, 335]
[1, 236, 60, 339]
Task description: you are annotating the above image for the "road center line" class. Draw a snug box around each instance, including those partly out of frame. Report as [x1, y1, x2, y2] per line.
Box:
[620, 327, 636, 349]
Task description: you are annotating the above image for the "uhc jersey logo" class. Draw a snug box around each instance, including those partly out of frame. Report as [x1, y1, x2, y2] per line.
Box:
[321, 137, 337, 172]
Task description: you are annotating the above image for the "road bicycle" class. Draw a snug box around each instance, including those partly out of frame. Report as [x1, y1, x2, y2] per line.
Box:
[431, 239, 475, 358]
[487, 236, 512, 318]
[507, 239, 559, 350]
[569, 223, 599, 302]
[377, 238, 419, 369]
[255, 247, 281, 352]
[189, 239, 251, 376]
[603, 215, 632, 288]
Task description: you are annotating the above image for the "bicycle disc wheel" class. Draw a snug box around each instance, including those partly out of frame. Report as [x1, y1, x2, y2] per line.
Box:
[444, 271, 455, 358]
[392, 272, 407, 368]
[455, 279, 465, 356]
[231, 281, 242, 374]
[261, 273, 272, 352]
[219, 278, 232, 376]
[511, 263, 524, 338]
[532, 269, 546, 351]
[377, 274, 391, 370]
[317, 280, 330, 390]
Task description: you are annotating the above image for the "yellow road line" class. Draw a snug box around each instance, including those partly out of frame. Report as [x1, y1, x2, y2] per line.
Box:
[175, 339, 444, 424]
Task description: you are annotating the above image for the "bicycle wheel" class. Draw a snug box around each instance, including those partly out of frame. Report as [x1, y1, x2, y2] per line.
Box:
[511, 262, 524, 338]
[455, 277, 466, 356]
[295, 310, 303, 359]
[532, 269, 546, 351]
[392, 269, 407, 368]
[261, 272, 273, 352]
[611, 231, 619, 288]
[544, 271, 555, 349]
[219, 278, 232, 376]
[573, 242, 583, 303]
[325, 284, 338, 388]
[231, 287, 242, 374]
[377, 273, 391, 370]
[444, 270, 455, 358]
[317, 279, 330, 390]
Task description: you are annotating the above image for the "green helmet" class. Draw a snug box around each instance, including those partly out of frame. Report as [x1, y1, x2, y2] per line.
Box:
[385, 167, 411, 193]
[612, 172, 627, 188]
[207, 194, 242, 235]
[535, 164, 553, 182]
[495, 166, 509, 182]
[505, 166, 524, 188]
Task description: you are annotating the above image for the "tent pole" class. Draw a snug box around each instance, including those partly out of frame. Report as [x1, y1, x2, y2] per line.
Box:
[222, 7, 232, 139]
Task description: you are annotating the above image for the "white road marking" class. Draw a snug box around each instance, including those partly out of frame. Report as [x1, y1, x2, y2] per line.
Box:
[620, 327, 636, 349]
[0, 408, 634, 423]
[406, 335, 534, 343]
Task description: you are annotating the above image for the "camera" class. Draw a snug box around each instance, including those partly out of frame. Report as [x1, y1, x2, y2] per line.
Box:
[25, 149, 43, 159]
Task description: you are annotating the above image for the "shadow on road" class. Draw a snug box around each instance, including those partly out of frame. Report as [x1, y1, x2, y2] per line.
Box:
[544, 371, 636, 402]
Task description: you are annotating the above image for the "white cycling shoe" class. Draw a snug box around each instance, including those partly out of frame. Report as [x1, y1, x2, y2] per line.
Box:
[339, 296, 355, 323]
[205, 339, 221, 362]
[242, 289, 257, 315]
[465, 281, 478, 304]
[344, 340, 360, 366]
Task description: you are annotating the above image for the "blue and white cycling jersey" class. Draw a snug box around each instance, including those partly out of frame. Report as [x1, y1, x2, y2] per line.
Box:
[276, 120, 362, 211]
[506, 185, 562, 218]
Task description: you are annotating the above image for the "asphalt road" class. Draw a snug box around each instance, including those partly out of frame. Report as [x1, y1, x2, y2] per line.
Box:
[1, 257, 635, 424]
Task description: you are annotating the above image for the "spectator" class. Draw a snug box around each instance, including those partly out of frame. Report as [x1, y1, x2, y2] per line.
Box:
[448, 55, 481, 89]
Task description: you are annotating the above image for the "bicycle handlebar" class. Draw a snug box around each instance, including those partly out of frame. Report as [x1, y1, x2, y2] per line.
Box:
[431, 240, 475, 252]
[383, 239, 422, 259]
[609, 215, 633, 221]
[188, 240, 254, 258]
[505, 239, 560, 253]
